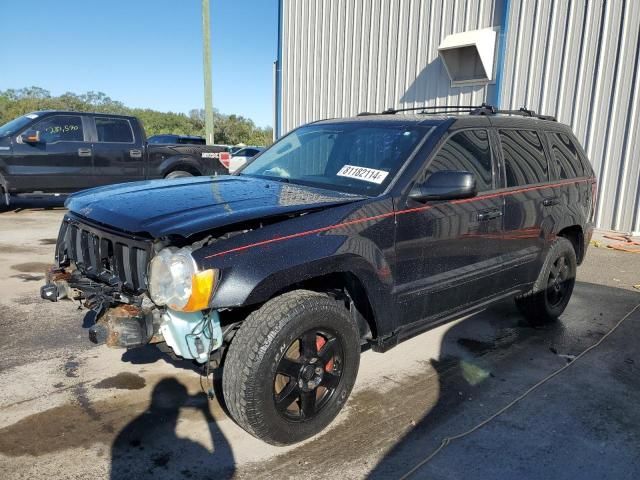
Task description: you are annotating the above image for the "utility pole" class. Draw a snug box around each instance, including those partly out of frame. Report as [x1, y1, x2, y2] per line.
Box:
[202, 0, 214, 144]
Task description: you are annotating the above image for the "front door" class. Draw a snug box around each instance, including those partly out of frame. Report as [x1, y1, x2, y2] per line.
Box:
[9, 114, 94, 192]
[394, 128, 505, 324]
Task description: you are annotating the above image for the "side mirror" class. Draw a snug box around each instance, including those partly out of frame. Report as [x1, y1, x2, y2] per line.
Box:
[409, 170, 477, 202]
[21, 130, 41, 144]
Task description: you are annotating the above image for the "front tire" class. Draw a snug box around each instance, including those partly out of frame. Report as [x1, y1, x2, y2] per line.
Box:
[515, 237, 577, 325]
[222, 290, 360, 445]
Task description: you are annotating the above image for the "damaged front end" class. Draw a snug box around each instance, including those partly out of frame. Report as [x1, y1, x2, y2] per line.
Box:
[40, 214, 223, 364]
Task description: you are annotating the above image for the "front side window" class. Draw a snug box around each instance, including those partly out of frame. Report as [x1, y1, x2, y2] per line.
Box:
[240, 123, 431, 195]
[33, 115, 84, 143]
[499, 129, 548, 187]
[420, 129, 494, 192]
[95, 117, 134, 143]
[548, 132, 585, 179]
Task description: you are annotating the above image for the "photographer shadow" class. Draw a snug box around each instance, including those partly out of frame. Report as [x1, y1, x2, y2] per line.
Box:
[111, 378, 235, 479]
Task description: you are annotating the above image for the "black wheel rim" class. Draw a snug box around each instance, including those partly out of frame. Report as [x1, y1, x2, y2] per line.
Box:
[546, 254, 571, 307]
[273, 329, 344, 421]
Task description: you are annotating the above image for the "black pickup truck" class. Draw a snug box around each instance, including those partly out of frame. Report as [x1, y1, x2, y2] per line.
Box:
[0, 111, 229, 206]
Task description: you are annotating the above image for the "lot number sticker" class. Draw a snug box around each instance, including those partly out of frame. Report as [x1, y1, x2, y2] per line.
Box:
[337, 165, 389, 184]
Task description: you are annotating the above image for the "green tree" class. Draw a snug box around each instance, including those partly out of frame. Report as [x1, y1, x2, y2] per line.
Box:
[0, 87, 273, 145]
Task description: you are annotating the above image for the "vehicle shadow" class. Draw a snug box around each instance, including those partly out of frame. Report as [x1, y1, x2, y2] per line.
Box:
[111, 377, 235, 479]
[365, 280, 640, 479]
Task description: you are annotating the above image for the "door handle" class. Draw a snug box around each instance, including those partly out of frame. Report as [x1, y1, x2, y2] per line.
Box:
[477, 210, 503, 221]
[129, 149, 142, 158]
[542, 198, 560, 207]
[78, 148, 92, 157]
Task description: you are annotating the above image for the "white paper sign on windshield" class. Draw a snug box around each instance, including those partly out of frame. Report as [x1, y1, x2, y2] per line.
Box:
[337, 165, 389, 184]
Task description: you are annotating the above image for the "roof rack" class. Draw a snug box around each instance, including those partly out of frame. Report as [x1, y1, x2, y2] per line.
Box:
[358, 103, 556, 121]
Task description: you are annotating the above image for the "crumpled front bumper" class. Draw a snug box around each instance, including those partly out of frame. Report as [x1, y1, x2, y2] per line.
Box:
[40, 265, 222, 363]
[40, 265, 159, 349]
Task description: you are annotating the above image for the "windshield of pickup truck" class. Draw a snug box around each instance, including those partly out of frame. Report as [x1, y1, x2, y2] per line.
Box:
[239, 123, 432, 195]
[0, 114, 36, 137]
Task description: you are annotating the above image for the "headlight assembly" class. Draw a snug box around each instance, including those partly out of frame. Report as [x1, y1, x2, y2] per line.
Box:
[148, 247, 218, 312]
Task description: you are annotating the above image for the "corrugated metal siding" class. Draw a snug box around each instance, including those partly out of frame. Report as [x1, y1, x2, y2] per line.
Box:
[499, 0, 640, 234]
[280, 0, 502, 132]
[279, 0, 640, 234]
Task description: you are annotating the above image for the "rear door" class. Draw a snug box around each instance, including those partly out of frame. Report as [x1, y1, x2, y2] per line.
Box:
[496, 128, 553, 288]
[91, 116, 144, 186]
[9, 114, 94, 192]
[394, 127, 506, 323]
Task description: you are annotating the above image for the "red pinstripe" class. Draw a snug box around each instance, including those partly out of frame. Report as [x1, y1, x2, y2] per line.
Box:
[204, 177, 596, 259]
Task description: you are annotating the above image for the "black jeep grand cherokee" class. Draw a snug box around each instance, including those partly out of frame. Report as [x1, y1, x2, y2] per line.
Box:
[42, 105, 596, 445]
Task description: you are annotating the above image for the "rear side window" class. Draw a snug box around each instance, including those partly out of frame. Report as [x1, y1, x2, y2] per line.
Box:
[33, 115, 83, 143]
[422, 129, 493, 192]
[548, 132, 588, 179]
[95, 117, 134, 143]
[499, 129, 548, 187]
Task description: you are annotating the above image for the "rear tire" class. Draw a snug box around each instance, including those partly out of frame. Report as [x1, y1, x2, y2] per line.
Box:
[222, 290, 360, 445]
[515, 237, 577, 325]
[165, 170, 193, 179]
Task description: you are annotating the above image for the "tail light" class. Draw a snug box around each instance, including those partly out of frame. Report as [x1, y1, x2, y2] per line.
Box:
[219, 152, 231, 169]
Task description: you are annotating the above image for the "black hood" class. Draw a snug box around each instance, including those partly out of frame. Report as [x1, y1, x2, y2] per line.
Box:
[66, 176, 364, 238]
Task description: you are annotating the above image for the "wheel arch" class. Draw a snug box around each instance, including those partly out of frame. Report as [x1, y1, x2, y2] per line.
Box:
[262, 271, 379, 342]
[557, 225, 585, 265]
[162, 157, 203, 177]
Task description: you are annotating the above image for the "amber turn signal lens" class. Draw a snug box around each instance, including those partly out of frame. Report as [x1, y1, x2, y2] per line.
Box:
[181, 269, 217, 312]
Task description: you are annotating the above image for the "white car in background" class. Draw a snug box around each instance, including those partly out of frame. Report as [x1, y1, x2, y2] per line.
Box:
[229, 146, 264, 173]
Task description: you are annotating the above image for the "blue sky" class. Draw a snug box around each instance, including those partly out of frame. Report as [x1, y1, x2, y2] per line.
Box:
[0, 0, 278, 128]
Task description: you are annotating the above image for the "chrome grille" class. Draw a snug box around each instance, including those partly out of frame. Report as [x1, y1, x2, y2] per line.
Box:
[56, 216, 151, 293]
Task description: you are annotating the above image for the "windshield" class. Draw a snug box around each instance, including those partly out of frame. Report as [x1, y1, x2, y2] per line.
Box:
[0, 114, 36, 137]
[239, 123, 431, 195]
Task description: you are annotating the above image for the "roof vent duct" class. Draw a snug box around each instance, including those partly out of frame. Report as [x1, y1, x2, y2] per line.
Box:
[438, 27, 498, 86]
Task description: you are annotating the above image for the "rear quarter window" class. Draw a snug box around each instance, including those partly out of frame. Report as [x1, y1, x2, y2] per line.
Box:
[547, 131, 591, 179]
[499, 129, 549, 187]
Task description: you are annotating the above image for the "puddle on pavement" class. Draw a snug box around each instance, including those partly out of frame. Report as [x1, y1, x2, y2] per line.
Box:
[95, 372, 146, 390]
[10, 262, 50, 274]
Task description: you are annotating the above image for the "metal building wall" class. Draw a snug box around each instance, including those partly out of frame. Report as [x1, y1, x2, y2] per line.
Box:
[279, 0, 503, 132]
[499, 0, 640, 234]
[278, 0, 640, 234]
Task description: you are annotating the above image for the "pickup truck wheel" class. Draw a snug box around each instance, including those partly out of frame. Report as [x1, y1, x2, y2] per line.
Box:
[165, 170, 193, 179]
[0, 181, 8, 210]
[222, 290, 360, 445]
[515, 237, 577, 325]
